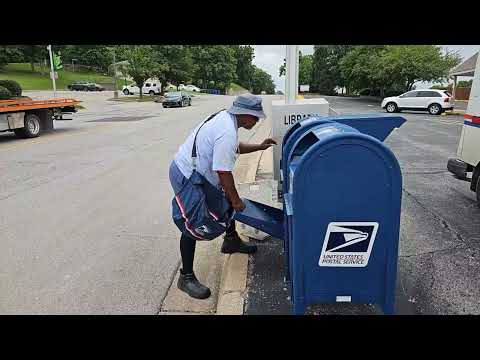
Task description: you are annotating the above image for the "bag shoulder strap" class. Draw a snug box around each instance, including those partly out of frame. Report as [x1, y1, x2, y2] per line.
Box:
[191, 109, 225, 167]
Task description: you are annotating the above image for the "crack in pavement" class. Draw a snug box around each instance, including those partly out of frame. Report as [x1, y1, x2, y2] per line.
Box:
[157, 260, 181, 315]
[400, 243, 465, 259]
[402, 170, 449, 175]
[402, 187, 467, 245]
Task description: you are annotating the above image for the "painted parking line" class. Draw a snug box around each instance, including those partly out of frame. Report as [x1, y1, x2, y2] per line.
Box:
[430, 118, 463, 125]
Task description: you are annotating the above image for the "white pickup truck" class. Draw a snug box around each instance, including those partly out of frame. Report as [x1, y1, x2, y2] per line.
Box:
[447, 53, 480, 205]
[122, 78, 161, 96]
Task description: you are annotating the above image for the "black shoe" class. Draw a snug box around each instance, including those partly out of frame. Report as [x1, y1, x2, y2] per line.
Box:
[221, 231, 257, 254]
[177, 270, 211, 299]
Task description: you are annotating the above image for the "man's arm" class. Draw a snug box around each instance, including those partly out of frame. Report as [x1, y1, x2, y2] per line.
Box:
[238, 138, 277, 154]
[217, 171, 245, 211]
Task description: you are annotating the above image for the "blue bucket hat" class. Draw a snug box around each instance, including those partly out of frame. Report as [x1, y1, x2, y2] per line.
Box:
[228, 94, 266, 119]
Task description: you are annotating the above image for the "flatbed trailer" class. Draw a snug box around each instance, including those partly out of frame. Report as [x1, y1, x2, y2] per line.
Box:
[0, 98, 81, 138]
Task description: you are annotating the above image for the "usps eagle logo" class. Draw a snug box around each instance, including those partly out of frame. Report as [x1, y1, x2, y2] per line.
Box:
[318, 222, 379, 267]
[195, 225, 211, 236]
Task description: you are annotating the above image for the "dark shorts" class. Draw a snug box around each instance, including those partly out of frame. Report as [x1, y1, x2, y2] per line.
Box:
[169, 161, 187, 195]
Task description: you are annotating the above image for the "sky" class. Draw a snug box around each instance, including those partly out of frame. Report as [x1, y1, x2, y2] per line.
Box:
[252, 45, 480, 92]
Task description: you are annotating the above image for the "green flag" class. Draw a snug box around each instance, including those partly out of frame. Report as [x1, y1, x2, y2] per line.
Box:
[53, 51, 63, 71]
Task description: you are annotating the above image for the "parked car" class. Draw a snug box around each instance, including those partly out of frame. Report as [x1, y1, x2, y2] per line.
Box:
[165, 84, 178, 91]
[162, 91, 192, 108]
[68, 80, 104, 91]
[185, 84, 201, 92]
[381, 89, 453, 115]
[122, 79, 161, 95]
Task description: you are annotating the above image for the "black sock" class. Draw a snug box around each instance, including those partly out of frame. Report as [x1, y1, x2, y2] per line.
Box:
[180, 233, 196, 274]
[226, 220, 236, 236]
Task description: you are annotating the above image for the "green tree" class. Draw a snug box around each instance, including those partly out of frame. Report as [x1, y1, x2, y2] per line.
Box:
[0, 46, 23, 70]
[191, 46, 237, 93]
[117, 45, 155, 98]
[311, 46, 335, 94]
[151, 45, 194, 94]
[231, 45, 255, 91]
[458, 79, 473, 87]
[299, 53, 313, 87]
[60, 45, 114, 72]
[379, 45, 461, 92]
[339, 45, 387, 95]
[251, 65, 275, 94]
[340, 45, 461, 96]
[310, 45, 355, 95]
[279, 51, 313, 92]
[325, 45, 353, 94]
[18, 45, 47, 72]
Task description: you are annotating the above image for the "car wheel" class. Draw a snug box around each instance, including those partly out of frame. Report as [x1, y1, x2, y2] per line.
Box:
[149, 90, 155, 96]
[428, 103, 442, 115]
[123, 89, 130, 95]
[14, 113, 41, 138]
[385, 102, 398, 113]
[189, 99, 192, 106]
[476, 175, 480, 208]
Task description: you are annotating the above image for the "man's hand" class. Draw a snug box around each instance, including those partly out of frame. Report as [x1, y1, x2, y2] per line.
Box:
[238, 139, 278, 154]
[259, 138, 277, 150]
[217, 171, 244, 212]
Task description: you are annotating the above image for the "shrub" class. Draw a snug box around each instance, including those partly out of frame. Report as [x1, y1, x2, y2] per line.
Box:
[385, 89, 404, 97]
[430, 84, 448, 90]
[358, 88, 372, 96]
[0, 79, 22, 97]
[0, 85, 12, 100]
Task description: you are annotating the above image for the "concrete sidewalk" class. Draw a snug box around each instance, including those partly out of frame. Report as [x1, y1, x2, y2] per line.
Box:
[159, 115, 273, 315]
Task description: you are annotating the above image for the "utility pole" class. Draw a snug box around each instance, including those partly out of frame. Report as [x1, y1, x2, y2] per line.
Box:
[285, 45, 299, 104]
[112, 48, 118, 99]
[47, 45, 56, 98]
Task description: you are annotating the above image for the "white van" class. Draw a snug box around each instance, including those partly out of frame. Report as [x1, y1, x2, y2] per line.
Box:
[122, 79, 161, 95]
[447, 53, 480, 205]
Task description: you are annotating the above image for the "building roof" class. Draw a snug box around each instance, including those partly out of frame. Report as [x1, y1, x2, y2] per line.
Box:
[449, 52, 478, 77]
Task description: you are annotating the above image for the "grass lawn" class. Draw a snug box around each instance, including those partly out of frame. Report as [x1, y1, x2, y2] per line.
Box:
[0, 63, 114, 91]
[229, 83, 246, 92]
[111, 90, 204, 102]
[108, 96, 157, 102]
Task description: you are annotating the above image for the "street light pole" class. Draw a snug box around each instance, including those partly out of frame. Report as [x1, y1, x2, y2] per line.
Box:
[47, 45, 57, 98]
[285, 45, 299, 104]
[112, 49, 118, 99]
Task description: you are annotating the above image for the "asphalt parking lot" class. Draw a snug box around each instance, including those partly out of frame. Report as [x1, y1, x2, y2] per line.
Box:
[0, 91, 258, 314]
[245, 95, 480, 315]
[2, 92, 478, 314]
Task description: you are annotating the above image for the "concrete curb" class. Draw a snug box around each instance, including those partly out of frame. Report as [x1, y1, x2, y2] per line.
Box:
[215, 120, 272, 315]
[216, 252, 249, 315]
[442, 110, 466, 116]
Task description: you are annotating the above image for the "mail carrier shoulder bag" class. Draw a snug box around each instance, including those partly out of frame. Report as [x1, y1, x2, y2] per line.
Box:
[171, 110, 234, 240]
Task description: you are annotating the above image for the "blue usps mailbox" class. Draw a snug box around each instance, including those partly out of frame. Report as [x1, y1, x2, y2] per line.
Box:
[281, 114, 406, 283]
[234, 114, 406, 315]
